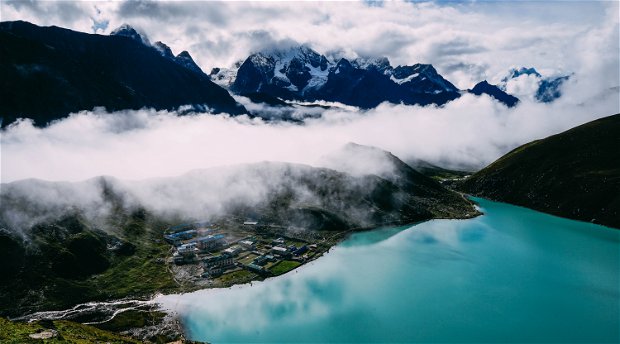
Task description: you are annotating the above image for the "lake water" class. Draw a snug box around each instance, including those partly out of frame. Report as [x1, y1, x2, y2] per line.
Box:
[156, 198, 620, 343]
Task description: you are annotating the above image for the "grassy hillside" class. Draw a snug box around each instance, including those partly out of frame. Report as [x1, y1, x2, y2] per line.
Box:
[461, 113, 620, 229]
[0, 211, 178, 318]
[0, 317, 142, 344]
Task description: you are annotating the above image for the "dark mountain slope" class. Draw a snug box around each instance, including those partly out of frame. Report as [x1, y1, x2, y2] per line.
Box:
[469, 80, 519, 107]
[0, 21, 245, 127]
[461, 114, 620, 228]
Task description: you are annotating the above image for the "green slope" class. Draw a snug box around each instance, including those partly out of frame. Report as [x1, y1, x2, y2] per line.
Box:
[461, 113, 620, 229]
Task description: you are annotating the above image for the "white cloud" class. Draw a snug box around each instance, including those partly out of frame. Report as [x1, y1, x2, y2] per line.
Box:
[2, 78, 617, 184]
[504, 74, 542, 101]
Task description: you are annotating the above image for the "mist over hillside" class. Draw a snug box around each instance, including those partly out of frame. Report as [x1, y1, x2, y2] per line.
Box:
[1, 146, 476, 237]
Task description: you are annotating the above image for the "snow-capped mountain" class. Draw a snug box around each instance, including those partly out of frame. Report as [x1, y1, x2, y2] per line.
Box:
[214, 46, 580, 109]
[230, 45, 331, 96]
[219, 45, 463, 108]
[500, 67, 570, 103]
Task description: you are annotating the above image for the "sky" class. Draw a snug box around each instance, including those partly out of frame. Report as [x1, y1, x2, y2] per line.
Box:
[0, 0, 619, 184]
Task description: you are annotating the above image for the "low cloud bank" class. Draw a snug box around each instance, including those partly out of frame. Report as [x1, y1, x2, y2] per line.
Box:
[1, 82, 618, 183]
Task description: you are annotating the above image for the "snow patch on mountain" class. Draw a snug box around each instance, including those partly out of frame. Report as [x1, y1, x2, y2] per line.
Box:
[304, 65, 331, 91]
[209, 64, 240, 87]
[351, 56, 391, 73]
[390, 73, 420, 84]
[265, 45, 334, 93]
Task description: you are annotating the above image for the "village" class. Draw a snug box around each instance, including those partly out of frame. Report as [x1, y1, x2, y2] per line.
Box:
[163, 219, 339, 286]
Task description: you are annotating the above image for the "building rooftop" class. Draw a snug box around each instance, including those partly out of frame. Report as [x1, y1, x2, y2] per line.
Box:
[164, 229, 197, 240]
[194, 234, 225, 243]
[272, 246, 288, 252]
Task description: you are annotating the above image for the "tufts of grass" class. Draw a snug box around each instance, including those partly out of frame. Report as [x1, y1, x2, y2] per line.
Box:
[217, 270, 257, 286]
[94, 310, 166, 333]
[93, 237, 178, 299]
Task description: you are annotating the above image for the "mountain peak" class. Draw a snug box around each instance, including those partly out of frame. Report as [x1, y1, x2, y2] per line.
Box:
[258, 44, 328, 73]
[475, 80, 491, 87]
[262, 44, 317, 58]
[110, 24, 150, 45]
[175, 51, 204, 74]
[335, 58, 353, 69]
[177, 50, 191, 58]
[153, 41, 174, 59]
[247, 52, 275, 69]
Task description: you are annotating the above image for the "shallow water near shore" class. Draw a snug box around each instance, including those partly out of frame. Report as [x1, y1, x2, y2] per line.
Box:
[156, 198, 620, 343]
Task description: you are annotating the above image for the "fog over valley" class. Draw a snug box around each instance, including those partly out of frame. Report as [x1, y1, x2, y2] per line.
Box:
[2, 84, 617, 183]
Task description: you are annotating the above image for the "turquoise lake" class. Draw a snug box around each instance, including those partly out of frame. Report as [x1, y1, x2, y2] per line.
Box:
[156, 198, 620, 343]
